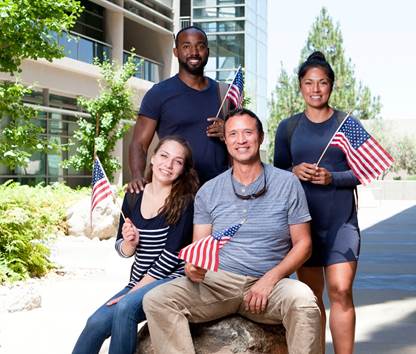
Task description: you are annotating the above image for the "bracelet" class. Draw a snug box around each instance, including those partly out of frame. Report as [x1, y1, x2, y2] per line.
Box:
[119, 240, 131, 258]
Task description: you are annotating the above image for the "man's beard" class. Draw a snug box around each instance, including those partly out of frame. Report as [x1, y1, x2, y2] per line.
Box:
[178, 57, 208, 76]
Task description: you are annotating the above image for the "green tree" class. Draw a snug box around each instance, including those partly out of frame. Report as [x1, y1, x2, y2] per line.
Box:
[0, 0, 82, 74]
[0, 0, 82, 169]
[267, 7, 382, 160]
[370, 119, 416, 179]
[63, 56, 138, 181]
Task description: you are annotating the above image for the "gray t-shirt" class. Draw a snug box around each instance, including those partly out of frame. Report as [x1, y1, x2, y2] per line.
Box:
[194, 164, 311, 277]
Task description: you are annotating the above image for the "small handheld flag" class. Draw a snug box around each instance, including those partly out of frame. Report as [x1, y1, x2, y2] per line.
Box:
[178, 223, 242, 272]
[91, 157, 113, 218]
[226, 67, 244, 108]
[328, 116, 394, 185]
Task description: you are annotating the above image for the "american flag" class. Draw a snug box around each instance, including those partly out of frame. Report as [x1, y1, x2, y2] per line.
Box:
[91, 157, 113, 217]
[329, 116, 394, 185]
[226, 67, 244, 108]
[178, 223, 242, 272]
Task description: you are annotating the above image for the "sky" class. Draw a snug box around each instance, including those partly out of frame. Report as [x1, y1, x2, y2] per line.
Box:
[267, 0, 416, 120]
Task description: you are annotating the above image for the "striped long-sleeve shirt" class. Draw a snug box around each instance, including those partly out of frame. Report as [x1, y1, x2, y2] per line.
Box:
[115, 192, 193, 288]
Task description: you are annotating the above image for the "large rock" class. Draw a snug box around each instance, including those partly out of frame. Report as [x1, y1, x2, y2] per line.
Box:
[0, 280, 41, 313]
[66, 196, 121, 240]
[135, 315, 288, 354]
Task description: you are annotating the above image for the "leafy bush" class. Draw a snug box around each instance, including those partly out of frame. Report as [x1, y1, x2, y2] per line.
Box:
[369, 119, 416, 179]
[0, 181, 88, 283]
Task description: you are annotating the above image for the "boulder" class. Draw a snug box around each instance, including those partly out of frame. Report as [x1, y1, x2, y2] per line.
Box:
[0, 280, 41, 313]
[135, 315, 287, 354]
[66, 196, 121, 240]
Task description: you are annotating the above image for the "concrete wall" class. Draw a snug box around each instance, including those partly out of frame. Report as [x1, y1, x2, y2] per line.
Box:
[359, 180, 416, 201]
[363, 118, 416, 138]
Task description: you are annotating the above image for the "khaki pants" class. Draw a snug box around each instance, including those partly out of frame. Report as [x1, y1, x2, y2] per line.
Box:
[143, 270, 322, 354]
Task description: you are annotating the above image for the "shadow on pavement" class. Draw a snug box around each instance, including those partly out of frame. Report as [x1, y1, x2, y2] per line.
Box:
[354, 310, 416, 354]
[354, 204, 416, 306]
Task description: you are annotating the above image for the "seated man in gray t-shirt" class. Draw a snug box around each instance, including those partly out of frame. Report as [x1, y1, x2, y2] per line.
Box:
[143, 109, 322, 354]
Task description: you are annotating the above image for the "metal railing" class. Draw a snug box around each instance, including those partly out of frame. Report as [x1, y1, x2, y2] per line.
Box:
[123, 51, 161, 83]
[55, 31, 112, 64]
[180, 16, 192, 28]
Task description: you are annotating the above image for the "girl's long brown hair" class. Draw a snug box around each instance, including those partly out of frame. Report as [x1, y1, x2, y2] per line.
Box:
[146, 136, 199, 225]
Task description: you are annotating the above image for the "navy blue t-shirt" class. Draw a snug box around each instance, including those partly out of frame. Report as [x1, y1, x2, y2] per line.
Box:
[139, 75, 228, 185]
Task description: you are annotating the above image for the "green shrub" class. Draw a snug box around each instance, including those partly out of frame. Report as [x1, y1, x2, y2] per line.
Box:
[0, 181, 88, 283]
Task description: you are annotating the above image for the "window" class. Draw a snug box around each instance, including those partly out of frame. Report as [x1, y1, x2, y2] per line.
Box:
[198, 20, 244, 33]
[0, 92, 91, 187]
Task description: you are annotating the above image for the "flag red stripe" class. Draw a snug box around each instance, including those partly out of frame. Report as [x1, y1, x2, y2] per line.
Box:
[207, 238, 216, 270]
[201, 237, 210, 269]
[91, 190, 112, 211]
[332, 131, 393, 184]
[359, 143, 385, 174]
[91, 187, 111, 209]
[352, 141, 384, 176]
[91, 180, 109, 202]
[328, 118, 394, 185]
[332, 137, 372, 184]
[371, 137, 394, 164]
[212, 241, 220, 272]
[360, 141, 387, 172]
[178, 225, 240, 271]
[91, 184, 111, 208]
[192, 237, 204, 267]
[333, 134, 378, 180]
[92, 178, 108, 192]
[367, 138, 394, 168]
[227, 84, 242, 108]
[331, 135, 372, 184]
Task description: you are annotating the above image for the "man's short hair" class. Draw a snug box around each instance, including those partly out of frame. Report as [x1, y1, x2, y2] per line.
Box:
[225, 108, 264, 136]
[174, 26, 208, 48]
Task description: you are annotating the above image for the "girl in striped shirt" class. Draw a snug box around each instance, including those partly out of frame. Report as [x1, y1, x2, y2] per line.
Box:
[73, 136, 199, 354]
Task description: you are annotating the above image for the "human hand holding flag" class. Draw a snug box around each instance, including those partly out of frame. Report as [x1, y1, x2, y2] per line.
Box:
[178, 223, 242, 272]
[214, 66, 245, 119]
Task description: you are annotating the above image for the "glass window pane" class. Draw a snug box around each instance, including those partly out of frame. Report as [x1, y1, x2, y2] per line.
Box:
[208, 34, 244, 69]
[199, 21, 244, 32]
[78, 37, 94, 64]
[194, 0, 244, 5]
[60, 33, 78, 60]
[194, 7, 244, 19]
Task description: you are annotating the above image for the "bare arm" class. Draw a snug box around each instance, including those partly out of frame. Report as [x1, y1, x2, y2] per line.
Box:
[127, 115, 157, 193]
[184, 223, 213, 283]
[244, 222, 312, 313]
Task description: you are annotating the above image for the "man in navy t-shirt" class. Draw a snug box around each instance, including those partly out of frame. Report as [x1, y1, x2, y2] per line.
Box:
[128, 26, 229, 191]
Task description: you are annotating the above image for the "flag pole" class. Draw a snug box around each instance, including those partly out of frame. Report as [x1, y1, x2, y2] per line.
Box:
[92, 116, 126, 224]
[91, 113, 100, 228]
[315, 111, 352, 167]
[215, 65, 242, 118]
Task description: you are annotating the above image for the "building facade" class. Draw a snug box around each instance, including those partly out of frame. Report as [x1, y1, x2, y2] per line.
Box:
[0, 0, 267, 186]
[0, 0, 179, 187]
[180, 0, 268, 126]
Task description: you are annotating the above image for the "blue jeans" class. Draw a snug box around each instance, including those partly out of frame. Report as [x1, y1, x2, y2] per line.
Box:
[72, 278, 171, 354]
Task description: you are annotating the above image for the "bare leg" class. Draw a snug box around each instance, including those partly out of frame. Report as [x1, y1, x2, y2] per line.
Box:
[297, 266, 326, 354]
[325, 261, 357, 354]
